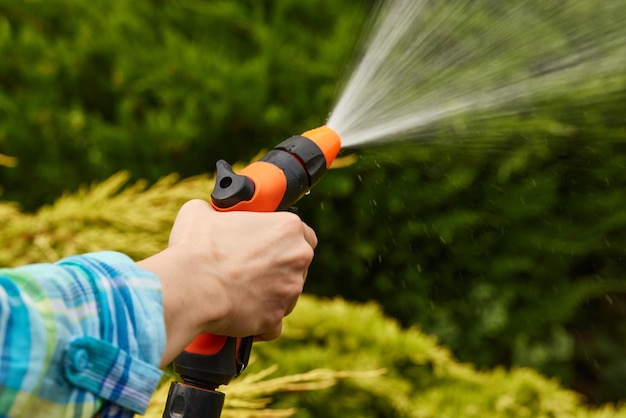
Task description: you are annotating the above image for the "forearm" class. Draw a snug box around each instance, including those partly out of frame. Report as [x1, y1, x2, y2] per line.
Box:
[137, 247, 225, 368]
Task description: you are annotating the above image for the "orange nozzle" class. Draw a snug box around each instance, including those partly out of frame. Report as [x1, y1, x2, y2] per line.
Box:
[211, 125, 342, 213]
[301, 125, 342, 168]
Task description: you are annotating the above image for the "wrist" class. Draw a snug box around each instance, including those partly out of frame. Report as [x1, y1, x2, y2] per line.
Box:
[138, 248, 226, 366]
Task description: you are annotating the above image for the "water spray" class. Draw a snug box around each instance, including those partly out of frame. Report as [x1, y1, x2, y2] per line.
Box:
[162, 0, 626, 415]
[329, 0, 626, 148]
[162, 126, 341, 418]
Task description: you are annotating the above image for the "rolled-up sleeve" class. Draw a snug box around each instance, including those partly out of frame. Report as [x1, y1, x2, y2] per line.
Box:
[0, 251, 166, 418]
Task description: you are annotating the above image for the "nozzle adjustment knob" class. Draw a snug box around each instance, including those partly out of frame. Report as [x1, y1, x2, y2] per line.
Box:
[274, 136, 327, 186]
[211, 160, 256, 209]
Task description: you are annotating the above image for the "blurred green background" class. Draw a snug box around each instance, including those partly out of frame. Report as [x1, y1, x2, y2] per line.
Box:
[1, 0, 626, 407]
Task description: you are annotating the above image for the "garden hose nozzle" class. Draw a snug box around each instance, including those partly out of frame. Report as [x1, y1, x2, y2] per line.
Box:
[163, 125, 341, 418]
[211, 125, 341, 212]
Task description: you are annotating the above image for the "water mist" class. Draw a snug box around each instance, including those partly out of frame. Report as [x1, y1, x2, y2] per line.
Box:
[326, 0, 626, 149]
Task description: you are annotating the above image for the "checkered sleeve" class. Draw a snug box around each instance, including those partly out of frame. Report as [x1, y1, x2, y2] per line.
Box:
[0, 251, 166, 418]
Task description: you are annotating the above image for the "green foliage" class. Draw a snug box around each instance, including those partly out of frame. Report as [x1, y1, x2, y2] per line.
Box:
[0, 171, 214, 266]
[146, 295, 626, 418]
[0, 0, 368, 209]
[2, 165, 626, 417]
[301, 97, 626, 403]
[2, 0, 626, 406]
[254, 295, 626, 417]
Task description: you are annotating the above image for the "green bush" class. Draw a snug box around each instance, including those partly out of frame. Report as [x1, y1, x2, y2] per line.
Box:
[3, 163, 626, 417]
[303, 99, 626, 403]
[0, 0, 367, 209]
[143, 295, 626, 417]
[246, 295, 626, 418]
[2, 0, 626, 405]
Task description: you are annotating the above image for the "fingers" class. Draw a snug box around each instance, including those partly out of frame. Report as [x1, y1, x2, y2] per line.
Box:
[254, 322, 283, 342]
[170, 200, 316, 342]
[301, 221, 318, 250]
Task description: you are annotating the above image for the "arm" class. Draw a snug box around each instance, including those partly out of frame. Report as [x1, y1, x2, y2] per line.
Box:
[0, 251, 165, 418]
[0, 199, 316, 417]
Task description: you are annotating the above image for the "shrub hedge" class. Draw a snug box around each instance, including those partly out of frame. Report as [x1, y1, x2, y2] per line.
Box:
[2, 179, 626, 417]
[146, 295, 626, 418]
[2, 0, 626, 404]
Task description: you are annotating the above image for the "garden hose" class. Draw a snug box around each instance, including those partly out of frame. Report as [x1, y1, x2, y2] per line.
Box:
[162, 125, 342, 418]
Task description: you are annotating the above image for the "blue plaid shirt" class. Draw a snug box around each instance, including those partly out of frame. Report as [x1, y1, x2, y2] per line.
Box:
[0, 252, 165, 417]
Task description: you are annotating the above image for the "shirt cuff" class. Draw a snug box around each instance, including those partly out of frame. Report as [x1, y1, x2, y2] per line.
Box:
[59, 251, 166, 414]
[64, 336, 162, 414]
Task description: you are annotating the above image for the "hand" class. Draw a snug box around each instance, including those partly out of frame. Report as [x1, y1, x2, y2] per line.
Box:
[138, 199, 317, 367]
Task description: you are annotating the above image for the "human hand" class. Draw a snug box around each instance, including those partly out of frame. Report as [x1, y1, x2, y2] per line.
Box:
[138, 199, 317, 367]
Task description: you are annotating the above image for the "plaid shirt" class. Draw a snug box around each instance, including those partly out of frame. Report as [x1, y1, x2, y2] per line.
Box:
[0, 252, 165, 418]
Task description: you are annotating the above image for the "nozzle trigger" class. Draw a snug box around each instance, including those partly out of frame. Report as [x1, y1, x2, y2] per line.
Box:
[211, 160, 255, 209]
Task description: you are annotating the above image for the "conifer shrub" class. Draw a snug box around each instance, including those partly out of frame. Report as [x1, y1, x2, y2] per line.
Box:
[0, 0, 366, 209]
[141, 294, 626, 417]
[2, 173, 626, 417]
